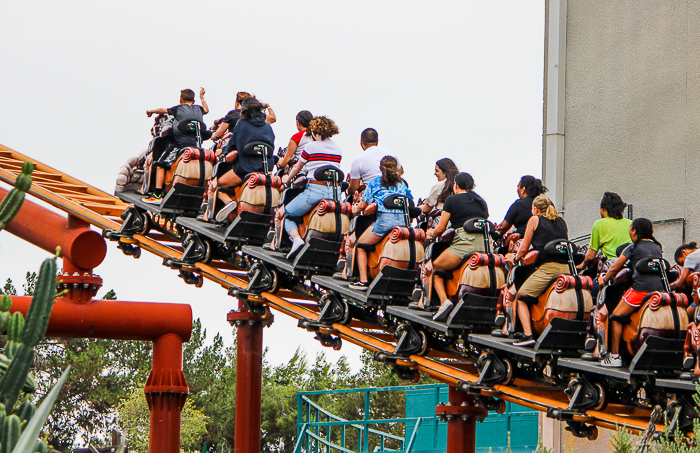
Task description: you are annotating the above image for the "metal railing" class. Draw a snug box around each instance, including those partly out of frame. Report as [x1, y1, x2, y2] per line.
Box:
[294, 385, 442, 453]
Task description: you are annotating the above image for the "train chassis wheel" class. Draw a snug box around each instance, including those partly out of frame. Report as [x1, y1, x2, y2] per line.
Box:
[393, 324, 430, 357]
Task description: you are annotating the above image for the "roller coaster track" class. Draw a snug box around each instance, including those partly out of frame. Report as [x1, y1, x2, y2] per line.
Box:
[0, 143, 666, 436]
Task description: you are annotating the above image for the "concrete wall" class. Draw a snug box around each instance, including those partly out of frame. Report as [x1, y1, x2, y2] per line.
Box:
[543, 0, 700, 258]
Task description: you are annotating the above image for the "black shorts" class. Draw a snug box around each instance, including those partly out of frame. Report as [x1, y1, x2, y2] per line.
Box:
[154, 144, 183, 170]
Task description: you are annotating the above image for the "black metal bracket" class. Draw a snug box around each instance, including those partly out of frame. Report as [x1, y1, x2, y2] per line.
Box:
[462, 352, 511, 392]
[227, 287, 268, 316]
[563, 421, 597, 440]
[116, 241, 141, 259]
[105, 206, 148, 239]
[548, 376, 603, 421]
[392, 323, 428, 357]
[177, 269, 203, 288]
[667, 396, 698, 434]
[314, 332, 342, 351]
[313, 294, 350, 326]
[228, 262, 276, 299]
[164, 233, 209, 267]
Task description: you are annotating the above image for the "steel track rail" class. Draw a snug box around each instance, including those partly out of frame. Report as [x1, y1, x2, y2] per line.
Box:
[0, 144, 664, 435]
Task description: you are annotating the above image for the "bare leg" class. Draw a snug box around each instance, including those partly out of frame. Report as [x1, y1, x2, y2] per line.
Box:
[356, 229, 384, 283]
[515, 290, 533, 337]
[432, 250, 463, 308]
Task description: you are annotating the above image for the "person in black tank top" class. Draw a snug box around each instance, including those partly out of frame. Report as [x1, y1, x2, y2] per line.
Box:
[496, 175, 547, 238]
[509, 195, 570, 347]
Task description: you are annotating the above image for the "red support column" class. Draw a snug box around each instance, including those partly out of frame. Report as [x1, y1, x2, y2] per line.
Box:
[436, 387, 488, 453]
[227, 300, 273, 453]
[145, 334, 188, 453]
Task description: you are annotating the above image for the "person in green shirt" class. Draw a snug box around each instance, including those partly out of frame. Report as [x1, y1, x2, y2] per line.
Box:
[577, 192, 632, 271]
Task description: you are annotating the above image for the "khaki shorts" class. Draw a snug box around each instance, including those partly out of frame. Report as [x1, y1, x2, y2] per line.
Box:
[447, 228, 485, 258]
[520, 261, 570, 298]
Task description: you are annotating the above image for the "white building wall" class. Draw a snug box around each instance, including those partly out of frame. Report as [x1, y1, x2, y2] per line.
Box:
[544, 0, 700, 258]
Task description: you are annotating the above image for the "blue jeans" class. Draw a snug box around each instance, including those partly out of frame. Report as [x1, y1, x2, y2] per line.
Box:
[284, 183, 340, 235]
[371, 211, 406, 236]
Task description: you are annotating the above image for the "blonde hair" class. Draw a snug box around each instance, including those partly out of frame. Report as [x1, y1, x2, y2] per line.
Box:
[533, 194, 558, 220]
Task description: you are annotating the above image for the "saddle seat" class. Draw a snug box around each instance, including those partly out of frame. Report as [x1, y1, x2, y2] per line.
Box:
[530, 274, 594, 336]
[452, 252, 507, 300]
[298, 200, 351, 242]
[623, 291, 689, 356]
[367, 227, 425, 279]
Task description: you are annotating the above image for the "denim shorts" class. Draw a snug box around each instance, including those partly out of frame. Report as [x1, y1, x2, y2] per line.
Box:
[284, 183, 340, 234]
[371, 211, 405, 237]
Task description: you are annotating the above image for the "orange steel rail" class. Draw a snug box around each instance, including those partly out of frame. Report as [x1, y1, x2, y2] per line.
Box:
[0, 143, 664, 435]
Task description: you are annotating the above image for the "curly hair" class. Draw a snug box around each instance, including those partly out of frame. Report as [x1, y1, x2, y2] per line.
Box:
[600, 192, 627, 220]
[675, 242, 698, 263]
[309, 116, 339, 141]
[379, 156, 401, 188]
[240, 97, 263, 120]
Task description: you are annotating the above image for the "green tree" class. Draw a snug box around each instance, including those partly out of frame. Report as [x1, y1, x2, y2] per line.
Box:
[118, 389, 208, 453]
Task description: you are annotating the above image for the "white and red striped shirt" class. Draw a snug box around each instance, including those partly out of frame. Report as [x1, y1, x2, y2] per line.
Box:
[300, 138, 343, 180]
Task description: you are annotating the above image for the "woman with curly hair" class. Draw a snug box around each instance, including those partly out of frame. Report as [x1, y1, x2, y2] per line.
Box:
[279, 116, 343, 259]
[202, 97, 276, 222]
[420, 158, 459, 213]
[349, 156, 413, 290]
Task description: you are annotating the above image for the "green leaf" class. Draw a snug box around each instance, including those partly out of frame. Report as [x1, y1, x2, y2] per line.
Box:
[12, 366, 70, 453]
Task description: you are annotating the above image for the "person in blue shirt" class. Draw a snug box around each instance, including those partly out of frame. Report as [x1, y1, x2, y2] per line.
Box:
[349, 156, 412, 290]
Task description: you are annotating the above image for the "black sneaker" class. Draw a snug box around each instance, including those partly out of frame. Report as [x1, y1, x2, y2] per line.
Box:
[513, 335, 535, 347]
[349, 281, 369, 291]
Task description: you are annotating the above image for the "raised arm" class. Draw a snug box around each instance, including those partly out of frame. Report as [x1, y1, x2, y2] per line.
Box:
[146, 108, 168, 117]
[263, 103, 276, 124]
[278, 139, 298, 168]
[200, 87, 209, 114]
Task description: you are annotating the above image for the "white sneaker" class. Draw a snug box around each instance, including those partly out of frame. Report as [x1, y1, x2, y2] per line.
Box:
[432, 300, 454, 322]
[600, 354, 622, 367]
[215, 201, 238, 222]
[286, 237, 305, 260]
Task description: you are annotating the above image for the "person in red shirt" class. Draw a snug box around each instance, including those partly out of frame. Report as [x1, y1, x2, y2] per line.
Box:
[278, 111, 313, 171]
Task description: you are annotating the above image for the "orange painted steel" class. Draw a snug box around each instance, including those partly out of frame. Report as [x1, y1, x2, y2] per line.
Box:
[0, 186, 107, 271]
[0, 143, 668, 439]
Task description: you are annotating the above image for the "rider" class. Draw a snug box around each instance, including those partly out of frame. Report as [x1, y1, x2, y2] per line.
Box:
[510, 195, 569, 347]
[420, 158, 459, 214]
[143, 88, 209, 204]
[577, 192, 632, 272]
[347, 128, 402, 198]
[279, 116, 343, 259]
[210, 92, 275, 141]
[278, 111, 314, 170]
[203, 97, 275, 222]
[496, 176, 547, 236]
[596, 218, 664, 367]
[671, 242, 700, 290]
[349, 156, 412, 291]
[426, 173, 489, 321]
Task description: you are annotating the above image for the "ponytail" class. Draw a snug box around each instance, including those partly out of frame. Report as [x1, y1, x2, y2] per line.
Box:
[380, 156, 401, 187]
[631, 218, 662, 248]
[532, 195, 558, 220]
[454, 172, 475, 191]
[519, 175, 547, 198]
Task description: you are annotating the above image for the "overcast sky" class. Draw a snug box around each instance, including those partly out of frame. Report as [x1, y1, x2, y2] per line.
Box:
[0, 1, 545, 371]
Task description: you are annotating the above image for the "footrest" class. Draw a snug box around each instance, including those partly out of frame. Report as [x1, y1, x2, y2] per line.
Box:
[533, 318, 588, 355]
[225, 211, 273, 244]
[367, 266, 418, 301]
[629, 336, 686, 374]
[447, 293, 499, 330]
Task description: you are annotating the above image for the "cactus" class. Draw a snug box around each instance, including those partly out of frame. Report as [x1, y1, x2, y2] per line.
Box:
[0, 161, 33, 231]
[4, 313, 24, 359]
[2, 415, 21, 453]
[0, 256, 56, 412]
[32, 441, 46, 453]
[16, 402, 34, 426]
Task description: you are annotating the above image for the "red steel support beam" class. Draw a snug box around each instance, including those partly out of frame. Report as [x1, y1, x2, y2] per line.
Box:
[436, 387, 488, 453]
[228, 301, 273, 453]
[1, 186, 106, 271]
[3, 188, 192, 453]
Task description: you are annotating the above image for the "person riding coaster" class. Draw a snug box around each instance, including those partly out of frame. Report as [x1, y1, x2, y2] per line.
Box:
[200, 97, 277, 223]
[671, 242, 700, 318]
[268, 116, 348, 260]
[496, 175, 547, 239]
[346, 156, 423, 291]
[413, 217, 507, 328]
[682, 273, 700, 374]
[411, 172, 496, 322]
[588, 218, 689, 367]
[496, 195, 594, 347]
